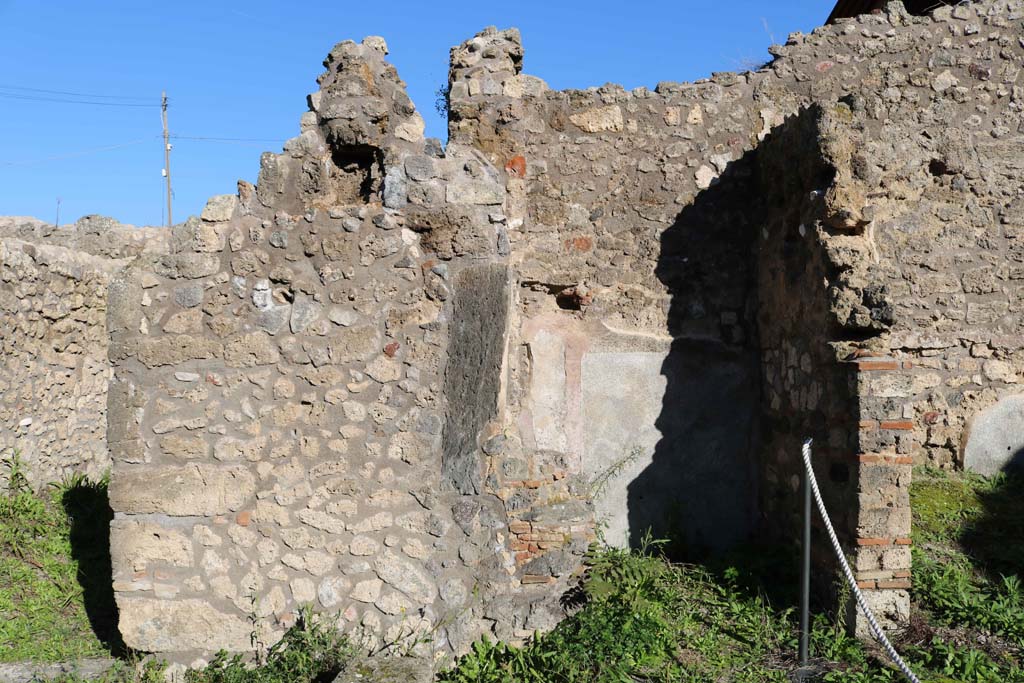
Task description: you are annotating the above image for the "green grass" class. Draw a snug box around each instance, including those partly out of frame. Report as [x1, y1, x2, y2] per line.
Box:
[0, 454, 354, 682]
[440, 469, 1024, 682]
[907, 467, 1024, 679]
[4, 451, 1023, 682]
[0, 456, 122, 662]
[440, 539, 855, 682]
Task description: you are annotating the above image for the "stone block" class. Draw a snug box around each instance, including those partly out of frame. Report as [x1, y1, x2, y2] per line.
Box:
[109, 464, 255, 515]
[224, 331, 280, 367]
[441, 264, 509, 494]
[326, 325, 381, 364]
[856, 507, 911, 539]
[373, 551, 436, 604]
[964, 394, 1024, 476]
[201, 195, 238, 223]
[157, 432, 207, 458]
[106, 375, 145, 463]
[110, 519, 193, 573]
[569, 105, 624, 133]
[173, 216, 226, 253]
[116, 597, 251, 652]
[445, 179, 504, 205]
[136, 335, 223, 368]
[850, 589, 909, 637]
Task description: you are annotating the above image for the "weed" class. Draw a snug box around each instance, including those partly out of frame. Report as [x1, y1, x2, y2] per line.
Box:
[586, 447, 643, 503]
[440, 537, 800, 682]
[442, 466, 1024, 682]
[185, 606, 356, 683]
[435, 83, 450, 119]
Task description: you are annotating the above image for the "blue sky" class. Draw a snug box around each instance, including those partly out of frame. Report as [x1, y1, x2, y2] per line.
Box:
[0, 1, 830, 227]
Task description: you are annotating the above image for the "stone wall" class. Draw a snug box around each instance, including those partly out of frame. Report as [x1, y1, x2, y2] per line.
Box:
[0, 216, 165, 488]
[105, 37, 559, 665]
[446, 0, 1024, 633]
[13, 0, 1019, 663]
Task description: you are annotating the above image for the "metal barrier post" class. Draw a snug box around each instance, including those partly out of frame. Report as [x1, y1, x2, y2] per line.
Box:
[800, 443, 811, 666]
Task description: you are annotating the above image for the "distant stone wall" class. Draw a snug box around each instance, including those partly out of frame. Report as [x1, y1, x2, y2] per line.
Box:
[0, 217, 165, 488]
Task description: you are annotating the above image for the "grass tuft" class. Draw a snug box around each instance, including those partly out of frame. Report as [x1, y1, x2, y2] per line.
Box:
[0, 455, 121, 662]
[185, 606, 356, 683]
[441, 469, 1024, 682]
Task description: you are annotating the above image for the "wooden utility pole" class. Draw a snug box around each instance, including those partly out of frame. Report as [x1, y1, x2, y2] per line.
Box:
[161, 91, 173, 227]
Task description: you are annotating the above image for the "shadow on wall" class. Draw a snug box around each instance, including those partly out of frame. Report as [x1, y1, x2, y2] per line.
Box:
[626, 150, 763, 559]
[62, 480, 125, 657]
[963, 462, 1024, 583]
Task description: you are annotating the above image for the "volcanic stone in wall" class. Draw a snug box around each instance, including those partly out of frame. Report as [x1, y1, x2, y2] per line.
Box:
[442, 264, 509, 494]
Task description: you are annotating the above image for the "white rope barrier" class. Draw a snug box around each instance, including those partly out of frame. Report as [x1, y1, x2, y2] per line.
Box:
[801, 438, 921, 683]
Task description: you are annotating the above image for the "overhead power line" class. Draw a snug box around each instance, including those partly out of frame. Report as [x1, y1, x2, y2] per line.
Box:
[0, 134, 287, 166]
[0, 139, 149, 167]
[0, 91, 160, 107]
[0, 83, 153, 101]
[170, 134, 285, 143]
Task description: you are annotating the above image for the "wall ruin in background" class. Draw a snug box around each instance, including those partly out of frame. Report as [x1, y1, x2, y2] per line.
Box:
[0, 217, 165, 488]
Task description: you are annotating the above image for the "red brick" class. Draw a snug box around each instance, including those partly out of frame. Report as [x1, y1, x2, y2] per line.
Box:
[383, 341, 400, 358]
[892, 456, 913, 465]
[235, 510, 251, 527]
[878, 579, 912, 589]
[508, 521, 531, 534]
[514, 552, 533, 564]
[880, 420, 914, 431]
[859, 420, 879, 430]
[895, 537, 912, 546]
[893, 570, 912, 578]
[858, 454, 882, 464]
[564, 236, 593, 252]
[857, 580, 877, 589]
[856, 537, 890, 546]
[505, 155, 527, 178]
[522, 480, 545, 489]
[510, 540, 529, 551]
[901, 361, 914, 370]
[856, 360, 899, 371]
